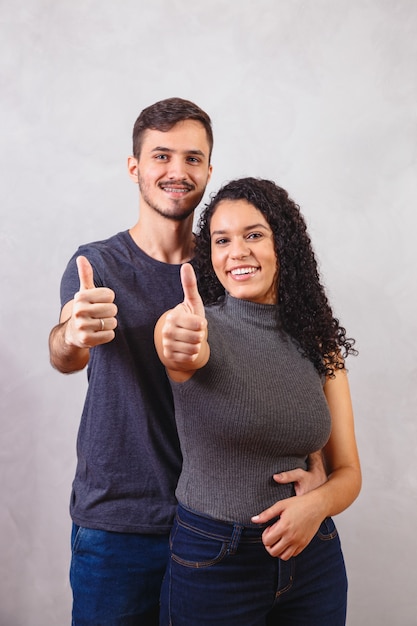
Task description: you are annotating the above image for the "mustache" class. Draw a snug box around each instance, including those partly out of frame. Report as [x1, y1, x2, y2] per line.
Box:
[158, 180, 195, 191]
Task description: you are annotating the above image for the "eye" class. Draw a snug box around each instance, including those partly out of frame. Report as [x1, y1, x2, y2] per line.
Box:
[213, 237, 229, 245]
[155, 154, 168, 160]
[186, 156, 201, 164]
[247, 232, 263, 240]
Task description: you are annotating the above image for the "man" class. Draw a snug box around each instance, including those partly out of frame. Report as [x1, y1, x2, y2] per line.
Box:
[49, 97, 326, 625]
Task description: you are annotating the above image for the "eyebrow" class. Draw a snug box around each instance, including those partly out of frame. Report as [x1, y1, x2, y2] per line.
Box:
[151, 146, 206, 157]
[211, 223, 271, 236]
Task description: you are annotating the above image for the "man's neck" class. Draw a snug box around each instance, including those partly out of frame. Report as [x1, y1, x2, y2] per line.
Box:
[129, 213, 195, 264]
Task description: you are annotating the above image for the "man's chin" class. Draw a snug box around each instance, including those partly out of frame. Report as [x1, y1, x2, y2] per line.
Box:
[154, 204, 196, 222]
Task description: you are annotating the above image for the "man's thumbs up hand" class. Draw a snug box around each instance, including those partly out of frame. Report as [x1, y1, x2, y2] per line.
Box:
[64, 256, 118, 348]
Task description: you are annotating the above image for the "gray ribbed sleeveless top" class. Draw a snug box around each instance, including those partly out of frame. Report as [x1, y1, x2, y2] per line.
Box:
[169, 294, 331, 524]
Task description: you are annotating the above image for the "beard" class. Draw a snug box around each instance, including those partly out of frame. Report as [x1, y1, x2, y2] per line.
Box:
[138, 173, 204, 222]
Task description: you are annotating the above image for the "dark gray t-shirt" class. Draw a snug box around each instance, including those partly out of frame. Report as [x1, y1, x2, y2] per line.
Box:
[60, 230, 183, 533]
[170, 294, 331, 524]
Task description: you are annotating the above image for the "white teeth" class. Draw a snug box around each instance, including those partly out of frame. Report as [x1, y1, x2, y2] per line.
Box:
[163, 187, 188, 193]
[231, 267, 257, 276]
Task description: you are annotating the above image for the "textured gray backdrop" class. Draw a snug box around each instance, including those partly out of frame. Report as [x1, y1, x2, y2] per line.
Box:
[1, 1, 416, 624]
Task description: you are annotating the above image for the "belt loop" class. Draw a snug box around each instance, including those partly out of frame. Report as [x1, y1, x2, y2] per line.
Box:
[228, 524, 244, 555]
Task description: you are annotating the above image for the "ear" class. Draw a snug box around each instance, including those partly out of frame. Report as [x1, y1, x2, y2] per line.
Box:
[207, 163, 213, 183]
[127, 156, 139, 183]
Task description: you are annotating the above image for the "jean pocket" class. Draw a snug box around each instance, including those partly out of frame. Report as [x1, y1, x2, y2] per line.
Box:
[317, 517, 338, 541]
[71, 524, 85, 553]
[170, 519, 229, 569]
[71, 526, 103, 554]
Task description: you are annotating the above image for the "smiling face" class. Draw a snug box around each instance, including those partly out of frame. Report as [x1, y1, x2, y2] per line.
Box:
[210, 199, 278, 304]
[129, 119, 212, 222]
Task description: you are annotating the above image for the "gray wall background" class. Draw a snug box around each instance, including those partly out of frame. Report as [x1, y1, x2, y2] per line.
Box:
[1, 1, 416, 624]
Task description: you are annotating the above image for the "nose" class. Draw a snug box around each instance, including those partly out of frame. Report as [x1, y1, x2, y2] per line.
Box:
[230, 237, 250, 259]
[167, 157, 187, 180]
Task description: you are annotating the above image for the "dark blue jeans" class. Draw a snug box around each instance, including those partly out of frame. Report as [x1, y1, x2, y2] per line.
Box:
[160, 504, 347, 625]
[70, 524, 169, 626]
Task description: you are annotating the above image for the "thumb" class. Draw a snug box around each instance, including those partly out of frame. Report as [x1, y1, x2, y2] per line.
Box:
[181, 263, 205, 317]
[76, 255, 95, 290]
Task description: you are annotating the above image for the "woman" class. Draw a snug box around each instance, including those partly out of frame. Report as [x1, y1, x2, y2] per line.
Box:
[154, 177, 361, 625]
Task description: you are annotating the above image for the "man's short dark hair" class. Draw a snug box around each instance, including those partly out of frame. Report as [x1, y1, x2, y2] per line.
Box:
[132, 97, 213, 161]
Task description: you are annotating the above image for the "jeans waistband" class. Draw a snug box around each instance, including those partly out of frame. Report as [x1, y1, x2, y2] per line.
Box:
[176, 503, 271, 546]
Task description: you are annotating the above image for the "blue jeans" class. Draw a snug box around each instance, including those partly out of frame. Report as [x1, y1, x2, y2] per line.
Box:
[70, 524, 169, 626]
[160, 504, 347, 626]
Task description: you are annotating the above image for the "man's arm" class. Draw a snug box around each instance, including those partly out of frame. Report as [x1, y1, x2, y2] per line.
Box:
[273, 450, 328, 496]
[49, 256, 118, 373]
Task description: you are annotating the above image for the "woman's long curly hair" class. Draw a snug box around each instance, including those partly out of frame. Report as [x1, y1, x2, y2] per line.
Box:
[194, 177, 357, 378]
